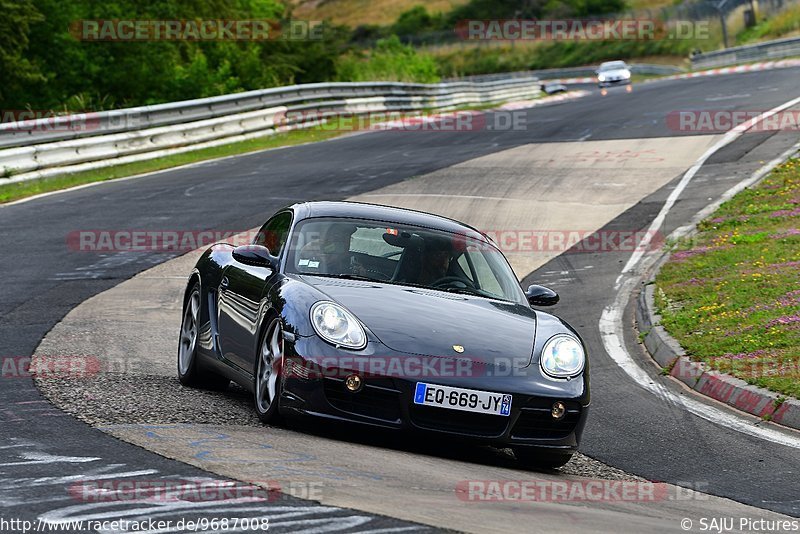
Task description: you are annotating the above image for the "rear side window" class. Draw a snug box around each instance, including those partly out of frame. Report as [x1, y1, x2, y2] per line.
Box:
[254, 212, 292, 255]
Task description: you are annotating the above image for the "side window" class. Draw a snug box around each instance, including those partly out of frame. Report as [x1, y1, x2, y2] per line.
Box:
[254, 212, 292, 255]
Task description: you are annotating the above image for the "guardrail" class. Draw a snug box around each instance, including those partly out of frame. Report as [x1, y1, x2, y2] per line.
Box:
[448, 64, 683, 83]
[0, 78, 542, 185]
[691, 36, 800, 69]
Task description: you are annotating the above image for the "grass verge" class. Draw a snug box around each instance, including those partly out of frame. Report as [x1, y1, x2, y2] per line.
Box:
[654, 158, 800, 399]
[735, 4, 800, 45]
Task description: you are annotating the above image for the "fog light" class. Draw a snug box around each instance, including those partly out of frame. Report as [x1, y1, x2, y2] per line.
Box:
[345, 374, 362, 392]
[551, 401, 566, 420]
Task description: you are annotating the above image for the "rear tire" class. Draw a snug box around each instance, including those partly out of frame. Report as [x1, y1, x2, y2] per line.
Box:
[177, 283, 229, 390]
[254, 316, 284, 424]
[514, 448, 573, 470]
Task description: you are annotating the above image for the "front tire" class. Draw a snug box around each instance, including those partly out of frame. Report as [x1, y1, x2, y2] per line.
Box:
[514, 448, 573, 470]
[254, 316, 284, 424]
[177, 283, 229, 390]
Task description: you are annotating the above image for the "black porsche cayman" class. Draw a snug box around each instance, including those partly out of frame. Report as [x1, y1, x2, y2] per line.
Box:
[178, 201, 589, 468]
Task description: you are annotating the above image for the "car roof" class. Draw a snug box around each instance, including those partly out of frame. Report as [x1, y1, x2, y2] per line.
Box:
[600, 61, 627, 67]
[288, 201, 486, 238]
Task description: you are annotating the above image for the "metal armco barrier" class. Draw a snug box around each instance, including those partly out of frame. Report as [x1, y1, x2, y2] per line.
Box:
[691, 36, 800, 69]
[448, 64, 683, 83]
[0, 78, 541, 184]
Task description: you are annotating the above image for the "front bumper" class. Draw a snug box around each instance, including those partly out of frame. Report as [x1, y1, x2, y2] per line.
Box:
[598, 78, 631, 88]
[279, 336, 590, 452]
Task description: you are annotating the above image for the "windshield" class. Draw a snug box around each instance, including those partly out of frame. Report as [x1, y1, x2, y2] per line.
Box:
[286, 217, 527, 304]
[599, 61, 627, 71]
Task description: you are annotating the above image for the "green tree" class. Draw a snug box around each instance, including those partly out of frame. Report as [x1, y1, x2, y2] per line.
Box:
[4, 0, 347, 111]
[0, 0, 45, 107]
[392, 6, 434, 36]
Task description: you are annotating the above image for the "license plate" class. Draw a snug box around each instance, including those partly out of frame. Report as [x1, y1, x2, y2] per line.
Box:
[413, 382, 511, 416]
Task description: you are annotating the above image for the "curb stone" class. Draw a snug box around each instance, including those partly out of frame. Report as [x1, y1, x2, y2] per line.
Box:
[636, 280, 800, 431]
[772, 397, 800, 428]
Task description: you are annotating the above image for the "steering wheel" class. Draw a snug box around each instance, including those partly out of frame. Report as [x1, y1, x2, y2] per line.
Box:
[431, 276, 475, 289]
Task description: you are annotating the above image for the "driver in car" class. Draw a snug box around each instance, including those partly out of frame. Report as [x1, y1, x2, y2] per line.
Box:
[298, 224, 366, 275]
[418, 238, 453, 285]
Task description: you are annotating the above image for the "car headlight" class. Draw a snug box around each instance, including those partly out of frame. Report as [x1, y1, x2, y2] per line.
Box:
[540, 334, 585, 378]
[621, 70, 631, 79]
[597, 74, 606, 82]
[310, 301, 367, 350]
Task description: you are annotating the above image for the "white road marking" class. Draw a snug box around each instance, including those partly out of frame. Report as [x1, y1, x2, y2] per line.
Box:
[0, 469, 158, 492]
[0, 452, 101, 467]
[600, 277, 800, 449]
[669, 142, 800, 242]
[705, 94, 751, 101]
[41, 503, 341, 524]
[39, 504, 365, 534]
[1, 496, 74, 507]
[268, 515, 372, 533]
[355, 528, 426, 534]
[0, 442, 386, 533]
[622, 94, 800, 274]
[0, 442, 34, 450]
[600, 94, 800, 449]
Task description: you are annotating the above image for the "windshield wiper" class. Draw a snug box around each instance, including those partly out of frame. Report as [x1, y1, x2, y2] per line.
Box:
[313, 273, 383, 283]
[441, 286, 489, 297]
[443, 286, 515, 303]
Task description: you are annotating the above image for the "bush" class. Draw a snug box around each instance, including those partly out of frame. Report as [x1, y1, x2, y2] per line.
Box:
[392, 6, 438, 36]
[336, 35, 440, 82]
[435, 38, 697, 78]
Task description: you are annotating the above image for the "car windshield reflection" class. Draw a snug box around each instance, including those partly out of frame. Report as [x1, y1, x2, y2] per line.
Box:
[286, 217, 527, 304]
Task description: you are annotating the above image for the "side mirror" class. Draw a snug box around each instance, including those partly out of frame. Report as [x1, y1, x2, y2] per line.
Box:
[232, 245, 277, 269]
[525, 284, 559, 307]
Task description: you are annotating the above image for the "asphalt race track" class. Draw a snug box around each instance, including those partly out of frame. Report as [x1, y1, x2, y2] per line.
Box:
[2, 69, 800, 532]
